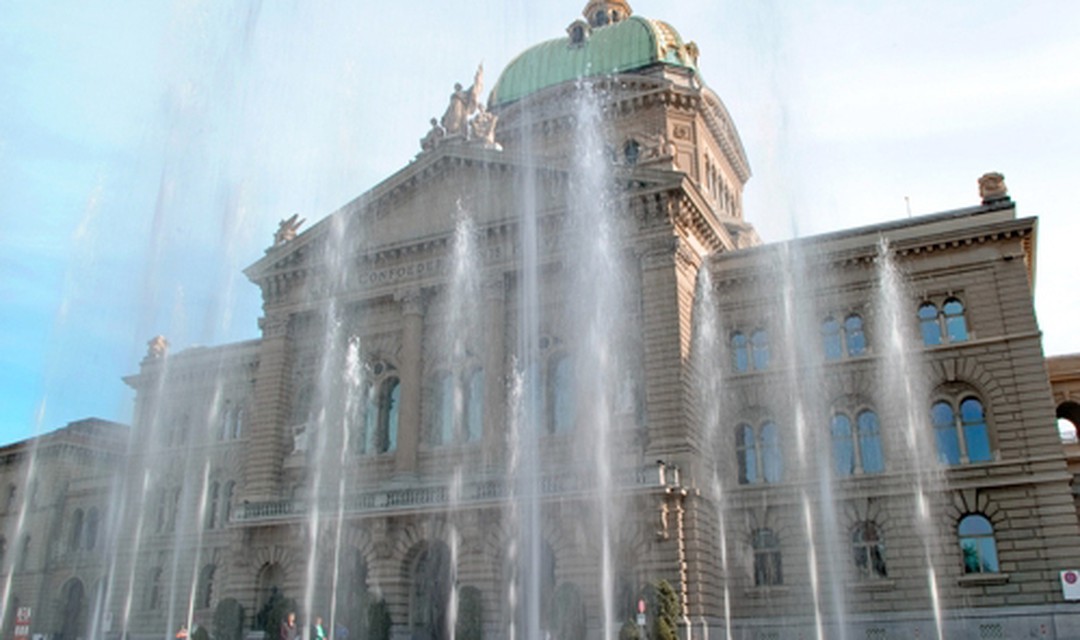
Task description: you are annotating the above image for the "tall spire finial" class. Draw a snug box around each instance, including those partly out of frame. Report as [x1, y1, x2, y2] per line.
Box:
[582, 1, 632, 28]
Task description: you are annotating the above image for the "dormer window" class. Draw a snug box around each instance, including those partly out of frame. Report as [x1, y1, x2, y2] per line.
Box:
[566, 20, 590, 46]
[595, 11, 609, 26]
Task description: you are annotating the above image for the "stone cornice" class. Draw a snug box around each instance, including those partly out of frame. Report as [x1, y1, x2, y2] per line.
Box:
[126, 340, 260, 388]
[707, 207, 1032, 290]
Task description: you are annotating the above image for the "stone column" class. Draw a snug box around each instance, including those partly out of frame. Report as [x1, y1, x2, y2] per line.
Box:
[395, 289, 425, 473]
[483, 274, 507, 459]
[243, 313, 293, 502]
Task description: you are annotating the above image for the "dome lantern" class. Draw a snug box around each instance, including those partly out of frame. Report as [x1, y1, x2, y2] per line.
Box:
[582, 0, 632, 28]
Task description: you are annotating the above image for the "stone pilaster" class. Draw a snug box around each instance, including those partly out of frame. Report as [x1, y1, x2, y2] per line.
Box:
[395, 289, 425, 473]
[483, 275, 507, 460]
[242, 314, 293, 502]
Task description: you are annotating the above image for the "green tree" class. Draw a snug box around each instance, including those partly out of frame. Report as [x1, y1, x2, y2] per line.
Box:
[254, 589, 297, 640]
[618, 619, 642, 640]
[366, 599, 392, 640]
[456, 586, 483, 640]
[652, 580, 680, 640]
[213, 598, 245, 640]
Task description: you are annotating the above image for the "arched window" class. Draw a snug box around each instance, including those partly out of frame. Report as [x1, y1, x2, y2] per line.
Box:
[752, 529, 782, 586]
[822, 318, 842, 361]
[932, 396, 992, 465]
[350, 383, 376, 454]
[919, 298, 970, 346]
[168, 488, 181, 532]
[549, 354, 576, 434]
[831, 415, 855, 476]
[958, 514, 999, 574]
[919, 303, 942, 346]
[207, 483, 219, 530]
[292, 384, 314, 427]
[736, 421, 782, 484]
[852, 521, 887, 579]
[218, 406, 230, 441]
[959, 397, 991, 462]
[431, 372, 454, 446]
[751, 329, 770, 370]
[223, 481, 235, 525]
[943, 298, 969, 342]
[824, 315, 867, 360]
[932, 401, 960, 465]
[148, 567, 162, 610]
[155, 490, 167, 533]
[731, 332, 749, 372]
[18, 535, 30, 571]
[844, 315, 867, 356]
[736, 424, 757, 485]
[85, 508, 99, 550]
[465, 368, 484, 443]
[199, 564, 216, 609]
[833, 410, 884, 476]
[232, 406, 245, 439]
[70, 509, 84, 552]
[570, 24, 586, 44]
[760, 421, 783, 483]
[857, 410, 884, 473]
[378, 378, 400, 453]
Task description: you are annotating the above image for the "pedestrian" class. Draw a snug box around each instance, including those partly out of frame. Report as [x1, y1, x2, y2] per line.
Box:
[280, 612, 299, 640]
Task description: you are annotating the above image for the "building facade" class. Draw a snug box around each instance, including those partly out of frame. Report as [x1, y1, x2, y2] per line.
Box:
[3, 2, 1080, 639]
[0, 419, 127, 640]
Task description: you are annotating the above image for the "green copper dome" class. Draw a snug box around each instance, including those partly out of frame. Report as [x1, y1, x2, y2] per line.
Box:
[489, 15, 698, 107]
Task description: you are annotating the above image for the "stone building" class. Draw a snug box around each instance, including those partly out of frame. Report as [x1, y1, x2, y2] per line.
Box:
[4, 2, 1080, 639]
[0, 418, 128, 640]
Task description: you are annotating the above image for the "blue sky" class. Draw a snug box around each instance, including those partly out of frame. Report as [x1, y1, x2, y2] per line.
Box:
[1, 1, 1078, 445]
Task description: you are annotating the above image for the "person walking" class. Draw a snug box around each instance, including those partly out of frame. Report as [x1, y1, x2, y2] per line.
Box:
[280, 612, 299, 640]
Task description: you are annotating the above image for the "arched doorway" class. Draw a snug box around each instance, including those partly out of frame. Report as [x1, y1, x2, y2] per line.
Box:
[409, 541, 451, 640]
[58, 578, 86, 640]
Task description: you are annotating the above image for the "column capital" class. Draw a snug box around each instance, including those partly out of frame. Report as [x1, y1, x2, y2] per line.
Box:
[395, 288, 426, 316]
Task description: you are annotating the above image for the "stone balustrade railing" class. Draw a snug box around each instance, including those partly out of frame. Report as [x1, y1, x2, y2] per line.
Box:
[233, 464, 666, 523]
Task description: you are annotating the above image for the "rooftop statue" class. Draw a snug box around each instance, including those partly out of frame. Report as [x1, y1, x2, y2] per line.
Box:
[441, 65, 484, 137]
[978, 172, 1008, 203]
[470, 104, 501, 150]
[147, 335, 169, 359]
[421, 65, 502, 153]
[420, 118, 446, 152]
[274, 213, 306, 247]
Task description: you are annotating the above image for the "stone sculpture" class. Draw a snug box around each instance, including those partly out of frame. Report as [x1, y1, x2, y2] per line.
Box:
[420, 118, 446, 152]
[422, 65, 502, 153]
[147, 335, 169, 359]
[470, 104, 501, 150]
[274, 214, 306, 247]
[978, 172, 1008, 203]
[441, 65, 483, 137]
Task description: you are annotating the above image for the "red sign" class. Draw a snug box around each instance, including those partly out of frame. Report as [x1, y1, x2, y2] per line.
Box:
[1065, 571, 1078, 585]
[14, 606, 31, 640]
[638, 598, 646, 614]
